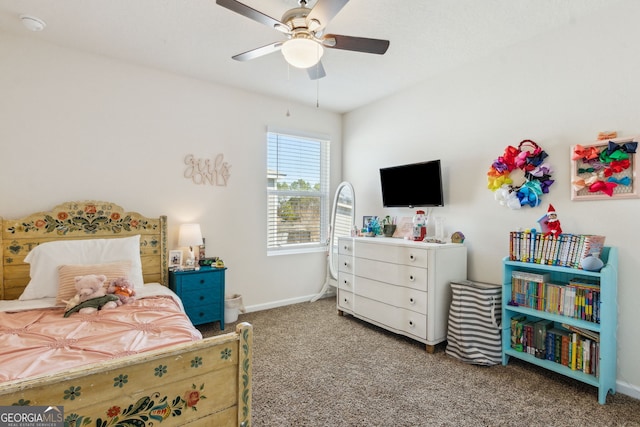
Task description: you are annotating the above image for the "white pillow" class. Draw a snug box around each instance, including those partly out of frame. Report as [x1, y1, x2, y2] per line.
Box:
[20, 235, 144, 300]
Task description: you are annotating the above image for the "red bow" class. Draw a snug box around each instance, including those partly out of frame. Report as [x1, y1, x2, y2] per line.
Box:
[610, 159, 630, 173]
[588, 180, 617, 196]
[573, 144, 600, 161]
[501, 146, 519, 171]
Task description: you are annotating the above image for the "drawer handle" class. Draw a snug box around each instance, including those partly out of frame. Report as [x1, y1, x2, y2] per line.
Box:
[199, 279, 205, 284]
[409, 320, 414, 327]
[343, 298, 349, 303]
[409, 275, 415, 282]
[409, 254, 415, 261]
[343, 245, 348, 250]
[199, 312, 204, 317]
[344, 262, 349, 267]
[409, 297, 415, 304]
[199, 295, 205, 301]
[343, 280, 349, 286]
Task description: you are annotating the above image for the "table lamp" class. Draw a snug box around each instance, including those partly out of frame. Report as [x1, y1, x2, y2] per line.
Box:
[179, 223, 203, 267]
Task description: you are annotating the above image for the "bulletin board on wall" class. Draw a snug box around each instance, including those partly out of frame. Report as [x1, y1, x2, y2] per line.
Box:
[571, 135, 638, 201]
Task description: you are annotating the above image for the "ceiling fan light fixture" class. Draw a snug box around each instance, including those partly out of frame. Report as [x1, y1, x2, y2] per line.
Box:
[281, 38, 324, 69]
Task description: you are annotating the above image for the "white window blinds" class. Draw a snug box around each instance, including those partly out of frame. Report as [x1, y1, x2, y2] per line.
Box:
[267, 130, 330, 254]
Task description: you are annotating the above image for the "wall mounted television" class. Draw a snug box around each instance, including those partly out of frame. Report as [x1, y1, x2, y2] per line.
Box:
[379, 160, 444, 207]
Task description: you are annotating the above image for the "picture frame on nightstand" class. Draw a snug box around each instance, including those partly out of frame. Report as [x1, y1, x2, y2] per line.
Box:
[169, 250, 183, 268]
[198, 237, 206, 261]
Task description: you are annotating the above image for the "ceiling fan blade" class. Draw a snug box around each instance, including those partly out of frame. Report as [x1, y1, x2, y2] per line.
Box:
[232, 42, 283, 62]
[307, 61, 327, 80]
[323, 34, 390, 55]
[307, 0, 349, 31]
[216, 0, 286, 31]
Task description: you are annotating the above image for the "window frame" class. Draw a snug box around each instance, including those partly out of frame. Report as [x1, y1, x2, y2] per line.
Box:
[266, 128, 330, 256]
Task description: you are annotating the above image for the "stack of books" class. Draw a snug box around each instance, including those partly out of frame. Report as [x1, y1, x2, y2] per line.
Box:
[510, 272, 601, 323]
[509, 231, 605, 269]
[510, 316, 599, 376]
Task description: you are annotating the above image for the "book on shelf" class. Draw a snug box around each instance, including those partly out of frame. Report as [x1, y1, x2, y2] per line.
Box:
[547, 327, 569, 364]
[561, 323, 600, 343]
[560, 332, 570, 366]
[534, 320, 553, 359]
[577, 235, 606, 269]
[583, 339, 591, 375]
[510, 315, 527, 352]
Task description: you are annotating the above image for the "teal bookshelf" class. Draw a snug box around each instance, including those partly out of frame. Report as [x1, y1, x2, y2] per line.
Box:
[501, 246, 617, 404]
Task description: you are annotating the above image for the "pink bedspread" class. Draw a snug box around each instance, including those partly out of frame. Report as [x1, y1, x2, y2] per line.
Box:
[0, 296, 203, 382]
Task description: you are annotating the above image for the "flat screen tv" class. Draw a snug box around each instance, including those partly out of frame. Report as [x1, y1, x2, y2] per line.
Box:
[379, 160, 444, 207]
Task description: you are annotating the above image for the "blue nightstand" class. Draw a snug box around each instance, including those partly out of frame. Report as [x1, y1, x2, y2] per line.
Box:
[169, 266, 226, 329]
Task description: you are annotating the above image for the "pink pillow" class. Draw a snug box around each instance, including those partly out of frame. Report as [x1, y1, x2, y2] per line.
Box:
[56, 261, 131, 305]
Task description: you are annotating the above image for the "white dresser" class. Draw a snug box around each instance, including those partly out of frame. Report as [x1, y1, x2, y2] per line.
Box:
[337, 237, 467, 352]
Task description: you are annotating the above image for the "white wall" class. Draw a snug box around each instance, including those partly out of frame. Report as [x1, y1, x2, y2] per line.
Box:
[0, 34, 342, 310]
[343, 0, 640, 397]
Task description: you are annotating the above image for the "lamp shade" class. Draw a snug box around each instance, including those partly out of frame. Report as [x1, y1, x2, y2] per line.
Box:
[178, 223, 203, 248]
[281, 38, 324, 69]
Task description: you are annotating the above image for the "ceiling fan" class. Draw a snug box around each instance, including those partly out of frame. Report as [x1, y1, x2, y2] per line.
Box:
[216, 0, 390, 80]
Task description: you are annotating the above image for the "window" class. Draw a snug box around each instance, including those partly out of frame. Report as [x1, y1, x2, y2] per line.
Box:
[267, 129, 330, 254]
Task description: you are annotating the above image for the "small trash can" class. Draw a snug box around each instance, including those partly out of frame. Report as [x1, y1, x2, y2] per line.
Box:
[225, 294, 245, 323]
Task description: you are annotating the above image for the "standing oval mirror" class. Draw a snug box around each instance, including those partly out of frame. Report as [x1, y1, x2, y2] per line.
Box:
[328, 182, 355, 279]
[312, 181, 356, 301]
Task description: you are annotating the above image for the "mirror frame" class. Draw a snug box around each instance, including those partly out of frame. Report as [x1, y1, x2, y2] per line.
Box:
[328, 181, 356, 280]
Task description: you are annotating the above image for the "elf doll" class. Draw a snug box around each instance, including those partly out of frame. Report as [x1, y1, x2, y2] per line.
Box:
[544, 204, 562, 237]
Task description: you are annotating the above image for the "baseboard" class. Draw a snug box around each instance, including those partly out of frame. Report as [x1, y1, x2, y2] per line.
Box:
[617, 380, 640, 400]
[245, 292, 335, 313]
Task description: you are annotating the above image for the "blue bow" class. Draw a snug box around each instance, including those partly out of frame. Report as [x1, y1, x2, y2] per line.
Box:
[607, 176, 631, 186]
[517, 181, 542, 207]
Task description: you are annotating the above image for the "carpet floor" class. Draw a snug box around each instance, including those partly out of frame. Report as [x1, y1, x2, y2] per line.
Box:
[198, 297, 640, 426]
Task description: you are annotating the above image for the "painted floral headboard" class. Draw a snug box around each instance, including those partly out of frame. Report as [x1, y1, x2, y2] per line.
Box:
[0, 201, 167, 300]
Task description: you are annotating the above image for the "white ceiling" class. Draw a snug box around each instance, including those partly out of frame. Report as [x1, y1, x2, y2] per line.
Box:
[0, 0, 621, 113]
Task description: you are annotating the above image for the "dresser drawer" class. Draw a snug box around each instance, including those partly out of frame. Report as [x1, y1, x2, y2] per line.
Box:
[337, 271, 354, 291]
[184, 304, 216, 324]
[180, 288, 221, 308]
[355, 294, 427, 340]
[179, 272, 219, 288]
[337, 289, 354, 312]
[355, 241, 429, 268]
[338, 254, 354, 274]
[354, 258, 427, 291]
[353, 276, 427, 314]
[338, 238, 354, 255]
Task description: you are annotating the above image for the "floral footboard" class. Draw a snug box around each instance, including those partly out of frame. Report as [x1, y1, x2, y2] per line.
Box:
[0, 323, 252, 427]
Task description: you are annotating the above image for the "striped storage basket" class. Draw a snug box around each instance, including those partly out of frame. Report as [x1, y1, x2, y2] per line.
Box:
[446, 280, 502, 366]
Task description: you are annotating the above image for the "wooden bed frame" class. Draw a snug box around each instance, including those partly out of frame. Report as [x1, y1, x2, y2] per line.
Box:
[0, 201, 252, 427]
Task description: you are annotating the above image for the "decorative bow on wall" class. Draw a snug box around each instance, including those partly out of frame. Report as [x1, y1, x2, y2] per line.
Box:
[488, 140, 555, 209]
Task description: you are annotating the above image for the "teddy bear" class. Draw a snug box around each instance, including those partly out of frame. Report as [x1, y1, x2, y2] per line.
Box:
[105, 277, 136, 308]
[63, 274, 118, 317]
[76, 274, 107, 301]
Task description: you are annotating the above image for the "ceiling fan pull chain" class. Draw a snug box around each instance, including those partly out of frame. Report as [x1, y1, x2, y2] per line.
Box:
[316, 69, 320, 108]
